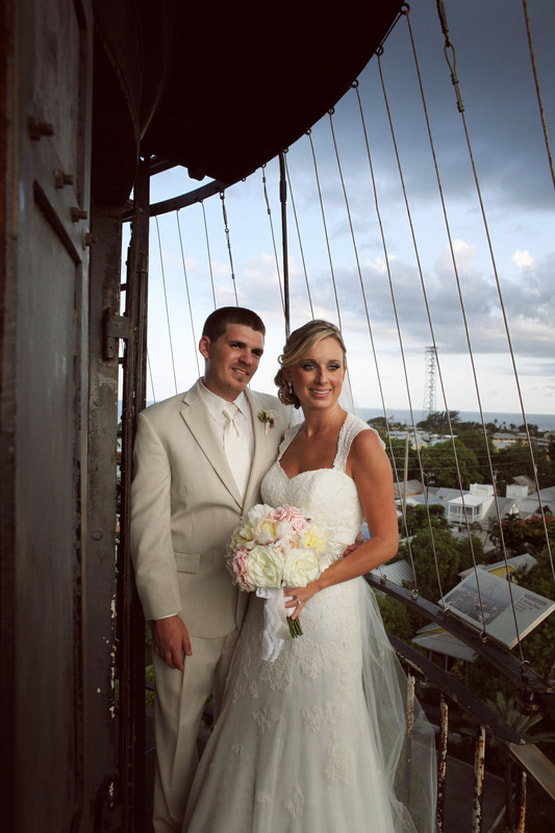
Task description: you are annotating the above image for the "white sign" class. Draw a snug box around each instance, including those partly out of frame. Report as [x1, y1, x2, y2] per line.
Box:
[441, 570, 555, 649]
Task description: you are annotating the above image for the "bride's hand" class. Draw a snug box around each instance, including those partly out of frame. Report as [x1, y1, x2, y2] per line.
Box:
[283, 582, 318, 619]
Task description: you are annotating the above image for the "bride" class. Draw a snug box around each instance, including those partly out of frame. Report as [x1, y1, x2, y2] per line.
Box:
[182, 320, 437, 833]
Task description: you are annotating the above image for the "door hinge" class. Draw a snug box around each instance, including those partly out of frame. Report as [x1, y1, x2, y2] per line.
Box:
[103, 309, 131, 360]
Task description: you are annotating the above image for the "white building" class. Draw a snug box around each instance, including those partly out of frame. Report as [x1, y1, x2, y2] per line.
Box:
[445, 484, 492, 525]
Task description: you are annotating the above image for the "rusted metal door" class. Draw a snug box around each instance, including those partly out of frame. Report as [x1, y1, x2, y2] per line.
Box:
[1, 0, 95, 830]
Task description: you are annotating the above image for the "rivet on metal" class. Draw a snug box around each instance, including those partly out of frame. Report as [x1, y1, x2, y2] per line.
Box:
[28, 117, 54, 140]
[83, 232, 98, 247]
[54, 169, 74, 188]
[71, 207, 88, 222]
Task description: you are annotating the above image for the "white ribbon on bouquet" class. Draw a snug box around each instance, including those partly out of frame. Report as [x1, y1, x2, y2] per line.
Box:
[256, 587, 292, 662]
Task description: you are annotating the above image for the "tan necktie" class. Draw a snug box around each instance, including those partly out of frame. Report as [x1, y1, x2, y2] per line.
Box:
[222, 403, 250, 498]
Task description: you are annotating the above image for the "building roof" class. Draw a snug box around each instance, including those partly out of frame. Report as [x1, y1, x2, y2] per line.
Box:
[413, 624, 478, 662]
[370, 558, 414, 588]
[393, 479, 424, 498]
[458, 553, 537, 579]
[513, 475, 535, 489]
[449, 494, 491, 508]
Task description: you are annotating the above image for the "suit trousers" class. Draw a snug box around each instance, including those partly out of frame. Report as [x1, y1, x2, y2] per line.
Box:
[152, 629, 240, 833]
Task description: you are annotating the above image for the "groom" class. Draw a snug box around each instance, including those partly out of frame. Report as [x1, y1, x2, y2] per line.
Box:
[130, 307, 289, 833]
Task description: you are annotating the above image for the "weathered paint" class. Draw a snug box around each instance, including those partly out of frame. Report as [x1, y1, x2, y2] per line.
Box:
[472, 725, 487, 833]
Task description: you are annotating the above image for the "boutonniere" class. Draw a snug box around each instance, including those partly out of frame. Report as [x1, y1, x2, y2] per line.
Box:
[257, 409, 277, 436]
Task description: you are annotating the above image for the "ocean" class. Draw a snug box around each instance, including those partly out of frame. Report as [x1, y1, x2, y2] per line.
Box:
[123, 400, 554, 432]
[357, 408, 555, 433]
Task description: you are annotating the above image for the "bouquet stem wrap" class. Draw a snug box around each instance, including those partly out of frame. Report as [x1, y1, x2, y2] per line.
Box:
[256, 588, 291, 662]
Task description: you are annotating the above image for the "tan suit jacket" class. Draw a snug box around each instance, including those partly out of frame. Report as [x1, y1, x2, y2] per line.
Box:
[130, 380, 289, 637]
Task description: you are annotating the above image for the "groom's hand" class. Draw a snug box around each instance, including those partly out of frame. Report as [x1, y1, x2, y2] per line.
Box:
[342, 530, 365, 558]
[152, 615, 192, 670]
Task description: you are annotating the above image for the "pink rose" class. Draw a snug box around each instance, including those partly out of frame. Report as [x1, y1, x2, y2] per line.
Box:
[231, 546, 255, 591]
[271, 504, 310, 533]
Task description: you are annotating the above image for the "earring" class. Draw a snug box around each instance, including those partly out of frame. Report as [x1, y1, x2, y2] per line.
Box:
[287, 381, 293, 395]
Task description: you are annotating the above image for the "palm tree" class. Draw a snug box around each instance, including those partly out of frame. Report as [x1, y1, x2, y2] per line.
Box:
[485, 692, 555, 831]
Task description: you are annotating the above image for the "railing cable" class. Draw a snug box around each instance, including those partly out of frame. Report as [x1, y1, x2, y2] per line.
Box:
[200, 201, 217, 308]
[306, 129, 355, 409]
[176, 210, 201, 378]
[435, 3, 553, 582]
[385, 7, 490, 615]
[220, 190, 239, 305]
[327, 99, 421, 588]
[435, 0, 554, 617]
[283, 154, 315, 319]
[406, 6, 520, 639]
[261, 164, 285, 315]
[147, 353, 156, 404]
[521, 0, 555, 189]
[279, 153, 290, 338]
[391, 7, 523, 644]
[306, 130, 341, 323]
[154, 216, 178, 394]
[352, 75, 448, 595]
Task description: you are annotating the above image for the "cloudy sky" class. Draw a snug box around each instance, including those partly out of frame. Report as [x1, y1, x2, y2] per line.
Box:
[138, 0, 554, 421]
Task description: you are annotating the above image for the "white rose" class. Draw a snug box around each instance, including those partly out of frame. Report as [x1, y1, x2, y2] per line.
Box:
[254, 521, 279, 544]
[228, 523, 254, 554]
[247, 504, 278, 544]
[282, 548, 320, 587]
[269, 537, 291, 559]
[246, 504, 273, 527]
[274, 519, 294, 540]
[245, 544, 284, 588]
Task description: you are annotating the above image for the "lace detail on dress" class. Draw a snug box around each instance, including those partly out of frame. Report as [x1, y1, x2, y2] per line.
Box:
[301, 704, 340, 731]
[292, 637, 336, 680]
[284, 785, 304, 818]
[252, 707, 282, 734]
[332, 412, 384, 471]
[259, 650, 291, 691]
[323, 732, 353, 786]
[255, 791, 273, 806]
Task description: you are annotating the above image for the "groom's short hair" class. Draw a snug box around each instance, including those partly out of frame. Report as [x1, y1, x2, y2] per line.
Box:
[202, 307, 266, 341]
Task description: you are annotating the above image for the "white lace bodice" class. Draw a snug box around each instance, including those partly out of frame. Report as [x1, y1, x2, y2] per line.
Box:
[261, 412, 380, 549]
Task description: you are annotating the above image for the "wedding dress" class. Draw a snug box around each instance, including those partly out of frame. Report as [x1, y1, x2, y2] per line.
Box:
[182, 413, 437, 833]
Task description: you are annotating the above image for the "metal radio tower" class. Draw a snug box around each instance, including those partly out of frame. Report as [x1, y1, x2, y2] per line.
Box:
[423, 346, 437, 415]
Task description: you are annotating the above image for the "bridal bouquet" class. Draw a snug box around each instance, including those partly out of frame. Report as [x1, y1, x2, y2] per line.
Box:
[227, 503, 334, 641]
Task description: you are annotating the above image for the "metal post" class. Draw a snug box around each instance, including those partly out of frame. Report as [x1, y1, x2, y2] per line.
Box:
[404, 673, 415, 809]
[517, 770, 527, 833]
[118, 157, 150, 833]
[472, 725, 487, 833]
[437, 694, 449, 831]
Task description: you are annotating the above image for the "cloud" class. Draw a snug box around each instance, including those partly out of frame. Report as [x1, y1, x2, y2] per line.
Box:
[145, 0, 554, 415]
[512, 250, 534, 268]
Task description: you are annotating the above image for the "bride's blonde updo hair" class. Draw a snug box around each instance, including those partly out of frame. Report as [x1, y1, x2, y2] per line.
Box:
[275, 319, 347, 408]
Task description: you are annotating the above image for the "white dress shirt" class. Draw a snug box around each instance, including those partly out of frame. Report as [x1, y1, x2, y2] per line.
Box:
[200, 382, 255, 460]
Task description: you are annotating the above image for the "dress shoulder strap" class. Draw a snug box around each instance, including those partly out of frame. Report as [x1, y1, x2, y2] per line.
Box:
[334, 412, 385, 472]
[276, 422, 303, 461]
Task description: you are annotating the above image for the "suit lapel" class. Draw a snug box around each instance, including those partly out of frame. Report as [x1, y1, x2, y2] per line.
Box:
[180, 381, 243, 508]
[244, 390, 272, 507]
